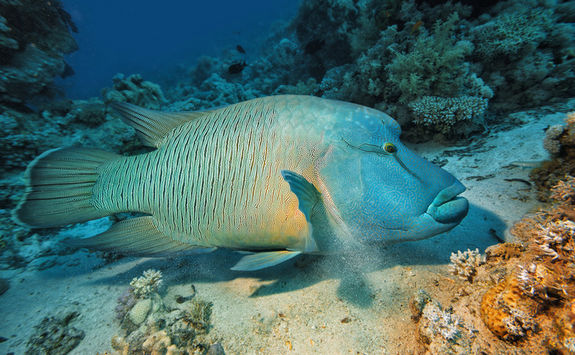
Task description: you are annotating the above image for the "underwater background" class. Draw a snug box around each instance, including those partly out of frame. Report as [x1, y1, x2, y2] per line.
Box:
[1, 0, 575, 353]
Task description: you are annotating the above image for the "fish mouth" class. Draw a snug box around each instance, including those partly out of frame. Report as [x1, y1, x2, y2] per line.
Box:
[426, 182, 469, 224]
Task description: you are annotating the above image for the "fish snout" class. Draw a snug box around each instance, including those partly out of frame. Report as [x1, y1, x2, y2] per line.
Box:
[426, 182, 469, 224]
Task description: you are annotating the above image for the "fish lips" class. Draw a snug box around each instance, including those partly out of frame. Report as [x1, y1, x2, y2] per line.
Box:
[426, 182, 469, 225]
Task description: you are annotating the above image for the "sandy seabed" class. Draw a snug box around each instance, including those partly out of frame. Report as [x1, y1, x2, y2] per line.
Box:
[0, 105, 569, 354]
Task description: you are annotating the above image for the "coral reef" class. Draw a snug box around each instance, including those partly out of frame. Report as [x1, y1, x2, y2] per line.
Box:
[470, 2, 575, 110]
[480, 275, 538, 340]
[26, 311, 85, 355]
[161, 0, 573, 140]
[0, 96, 141, 176]
[478, 182, 575, 348]
[448, 248, 485, 282]
[408, 95, 488, 137]
[484, 171, 575, 348]
[386, 13, 475, 105]
[103, 74, 166, 109]
[112, 272, 218, 354]
[410, 290, 476, 353]
[0, 0, 77, 108]
[130, 269, 164, 299]
[407, 148, 575, 353]
[531, 112, 575, 200]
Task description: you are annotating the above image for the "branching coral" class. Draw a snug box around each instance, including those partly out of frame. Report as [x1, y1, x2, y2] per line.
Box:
[449, 248, 486, 282]
[471, 8, 554, 60]
[130, 269, 164, 299]
[387, 13, 474, 104]
[409, 95, 488, 135]
[421, 302, 462, 341]
[550, 175, 575, 203]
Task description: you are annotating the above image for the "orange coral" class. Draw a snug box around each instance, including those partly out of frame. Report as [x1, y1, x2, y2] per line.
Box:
[480, 276, 539, 340]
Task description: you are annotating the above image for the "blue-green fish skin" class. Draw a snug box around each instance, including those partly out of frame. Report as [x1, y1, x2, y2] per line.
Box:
[12, 95, 468, 269]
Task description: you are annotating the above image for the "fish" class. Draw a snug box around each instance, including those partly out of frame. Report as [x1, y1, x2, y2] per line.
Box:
[236, 45, 246, 54]
[227, 61, 246, 74]
[13, 95, 469, 271]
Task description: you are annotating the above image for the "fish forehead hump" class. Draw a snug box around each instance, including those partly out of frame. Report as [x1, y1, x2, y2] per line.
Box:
[262, 96, 401, 149]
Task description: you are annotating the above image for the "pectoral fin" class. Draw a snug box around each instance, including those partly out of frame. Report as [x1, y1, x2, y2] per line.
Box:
[281, 170, 322, 252]
[280, 170, 321, 222]
[231, 250, 301, 271]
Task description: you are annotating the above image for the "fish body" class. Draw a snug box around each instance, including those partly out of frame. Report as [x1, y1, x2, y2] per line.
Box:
[13, 95, 468, 270]
[228, 61, 246, 74]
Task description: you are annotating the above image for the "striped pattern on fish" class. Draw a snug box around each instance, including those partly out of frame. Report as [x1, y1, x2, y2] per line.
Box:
[93, 97, 321, 250]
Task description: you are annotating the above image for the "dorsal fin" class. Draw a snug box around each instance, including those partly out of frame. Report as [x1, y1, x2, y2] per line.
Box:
[111, 102, 208, 147]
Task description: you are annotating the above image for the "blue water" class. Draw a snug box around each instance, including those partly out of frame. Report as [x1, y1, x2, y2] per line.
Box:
[60, 0, 299, 99]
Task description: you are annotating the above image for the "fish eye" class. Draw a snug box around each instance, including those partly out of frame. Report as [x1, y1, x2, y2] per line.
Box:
[383, 142, 396, 154]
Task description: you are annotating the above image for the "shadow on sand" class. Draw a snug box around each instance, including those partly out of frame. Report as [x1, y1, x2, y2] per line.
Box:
[44, 201, 507, 308]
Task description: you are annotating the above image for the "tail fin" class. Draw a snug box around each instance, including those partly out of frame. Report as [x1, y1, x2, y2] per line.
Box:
[13, 147, 121, 228]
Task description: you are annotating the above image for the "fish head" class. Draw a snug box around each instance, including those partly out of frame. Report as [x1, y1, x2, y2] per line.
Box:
[319, 100, 468, 244]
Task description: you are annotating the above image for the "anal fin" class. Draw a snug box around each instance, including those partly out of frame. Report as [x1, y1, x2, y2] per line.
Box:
[66, 216, 201, 256]
[231, 250, 301, 271]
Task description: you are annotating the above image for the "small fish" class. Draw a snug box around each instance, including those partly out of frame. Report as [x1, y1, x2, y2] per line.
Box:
[411, 20, 423, 34]
[236, 45, 246, 54]
[13, 95, 468, 271]
[228, 61, 246, 74]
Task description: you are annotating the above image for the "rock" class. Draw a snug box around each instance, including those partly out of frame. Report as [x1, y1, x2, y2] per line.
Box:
[129, 298, 152, 325]
[102, 73, 166, 109]
[0, 0, 77, 106]
[26, 311, 84, 355]
[206, 343, 226, 355]
[409, 289, 432, 320]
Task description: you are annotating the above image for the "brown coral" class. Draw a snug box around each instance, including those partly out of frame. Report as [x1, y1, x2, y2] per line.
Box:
[480, 276, 539, 340]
